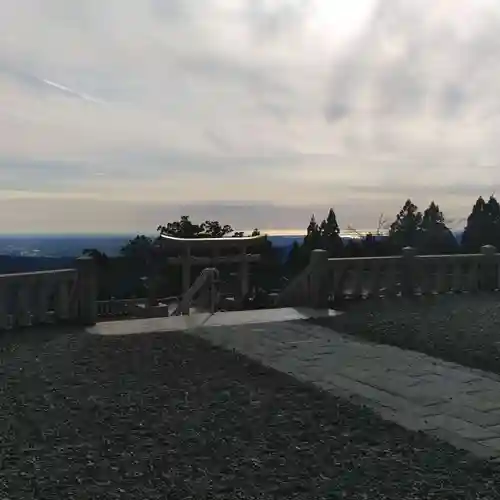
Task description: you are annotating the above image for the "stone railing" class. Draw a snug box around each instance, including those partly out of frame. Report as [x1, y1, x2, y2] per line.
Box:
[0, 256, 96, 330]
[96, 296, 180, 319]
[94, 263, 220, 319]
[277, 245, 500, 307]
[170, 267, 219, 316]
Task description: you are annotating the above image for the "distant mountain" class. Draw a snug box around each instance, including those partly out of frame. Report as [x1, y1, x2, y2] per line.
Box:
[0, 235, 133, 258]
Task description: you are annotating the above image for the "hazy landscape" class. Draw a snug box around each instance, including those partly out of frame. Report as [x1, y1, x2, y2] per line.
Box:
[0, 229, 464, 259]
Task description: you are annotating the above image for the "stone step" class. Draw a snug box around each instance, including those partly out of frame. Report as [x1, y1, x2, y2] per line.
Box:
[88, 308, 341, 336]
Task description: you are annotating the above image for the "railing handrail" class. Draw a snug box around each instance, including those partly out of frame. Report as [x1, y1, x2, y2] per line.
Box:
[416, 253, 485, 260]
[0, 268, 76, 280]
[328, 256, 401, 263]
[171, 267, 219, 316]
[327, 253, 490, 264]
[96, 295, 180, 305]
[278, 245, 500, 308]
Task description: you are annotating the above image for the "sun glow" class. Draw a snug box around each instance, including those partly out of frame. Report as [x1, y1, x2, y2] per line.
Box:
[306, 0, 377, 47]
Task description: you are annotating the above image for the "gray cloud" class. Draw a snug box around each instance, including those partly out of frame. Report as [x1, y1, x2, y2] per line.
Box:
[1, 0, 500, 232]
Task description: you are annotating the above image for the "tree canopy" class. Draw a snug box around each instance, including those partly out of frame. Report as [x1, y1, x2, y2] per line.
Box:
[388, 199, 423, 249]
[157, 216, 233, 239]
[419, 202, 458, 254]
[462, 196, 500, 252]
[387, 199, 457, 253]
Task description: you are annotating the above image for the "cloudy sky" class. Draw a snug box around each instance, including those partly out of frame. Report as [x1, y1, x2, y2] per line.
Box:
[1, 0, 500, 234]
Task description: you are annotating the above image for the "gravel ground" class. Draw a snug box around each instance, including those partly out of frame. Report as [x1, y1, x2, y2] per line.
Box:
[313, 293, 500, 375]
[1, 328, 500, 499]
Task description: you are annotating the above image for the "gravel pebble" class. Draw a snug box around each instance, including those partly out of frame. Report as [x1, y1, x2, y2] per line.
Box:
[1, 328, 500, 498]
[312, 293, 500, 375]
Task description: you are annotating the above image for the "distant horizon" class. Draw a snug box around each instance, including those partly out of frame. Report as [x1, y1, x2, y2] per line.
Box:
[0, 227, 468, 238]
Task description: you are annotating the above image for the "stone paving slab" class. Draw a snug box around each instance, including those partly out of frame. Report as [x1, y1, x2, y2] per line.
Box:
[186, 320, 500, 460]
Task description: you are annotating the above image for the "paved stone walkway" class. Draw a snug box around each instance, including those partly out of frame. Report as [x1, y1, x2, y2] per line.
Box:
[186, 320, 500, 460]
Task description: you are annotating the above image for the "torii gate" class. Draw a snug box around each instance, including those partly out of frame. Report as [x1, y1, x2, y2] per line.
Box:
[159, 234, 267, 305]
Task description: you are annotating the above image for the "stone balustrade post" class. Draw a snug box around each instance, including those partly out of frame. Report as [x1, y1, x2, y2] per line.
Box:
[309, 249, 329, 308]
[480, 245, 498, 291]
[401, 246, 417, 297]
[76, 256, 98, 325]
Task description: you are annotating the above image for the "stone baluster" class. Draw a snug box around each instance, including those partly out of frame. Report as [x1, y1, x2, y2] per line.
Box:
[401, 247, 416, 297]
[384, 260, 398, 297]
[331, 261, 345, 298]
[35, 277, 51, 323]
[419, 258, 431, 295]
[55, 278, 70, 320]
[17, 281, 32, 327]
[466, 258, 480, 292]
[309, 249, 329, 308]
[368, 260, 382, 297]
[435, 259, 448, 294]
[480, 245, 498, 291]
[0, 280, 9, 330]
[450, 259, 463, 293]
[351, 261, 364, 298]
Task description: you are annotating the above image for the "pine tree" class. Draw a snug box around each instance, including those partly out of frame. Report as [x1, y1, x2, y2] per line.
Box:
[462, 197, 487, 252]
[284, 240, 306, 276]
[462, 196, 500, 252]
[303, 215, 322, 250]
[388, 199, 423, 250]
[486, 196, 500, 248]
[419, 201, 458, 254]
[319, 208, 343, 256]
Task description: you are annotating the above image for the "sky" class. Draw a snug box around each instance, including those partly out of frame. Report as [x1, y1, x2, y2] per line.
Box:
[1, 0, 500, 234]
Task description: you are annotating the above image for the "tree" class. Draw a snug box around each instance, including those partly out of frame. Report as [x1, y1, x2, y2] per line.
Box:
[157, 215, 203, 238]
[376, 213, 390, 236]
[303, 215, 322, 251]
[419, 202, 458, 254]
[319, 208, 343, 256]
[284, 240, 308, 276]
[120, 235, 156, 265]
[462, 196, 500, 252]
[388, 199, 423, 249]
[82, 248, 109, 267]
[201, 220, 233, 238]
[157, 216, 237, 238]
[232, 229, 260, 237]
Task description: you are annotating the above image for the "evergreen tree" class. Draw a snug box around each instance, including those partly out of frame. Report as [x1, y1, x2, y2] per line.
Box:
[462, 196, 500, 252]
[120, 235, 156, 267]
[388, 199, 423, 249]
[319, 208, 343, 256]
[419, 201, 458, 254]
[462, 196, 487, 252]
[303, 215, 322, 250]
[486, 196, 500, 248]
[284, 240, 307, 276]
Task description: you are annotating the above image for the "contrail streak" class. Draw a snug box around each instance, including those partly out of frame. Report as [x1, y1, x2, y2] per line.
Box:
[41, 78, 104, 104]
